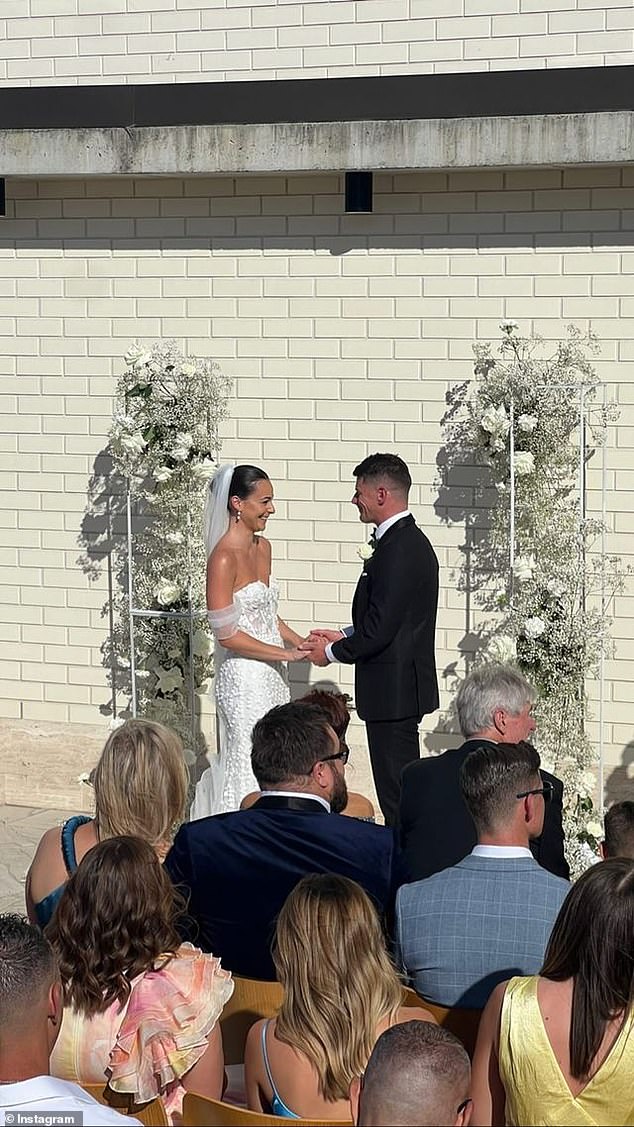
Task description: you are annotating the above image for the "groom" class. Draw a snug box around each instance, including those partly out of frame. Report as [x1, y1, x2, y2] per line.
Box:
[303, 453, 439, 826]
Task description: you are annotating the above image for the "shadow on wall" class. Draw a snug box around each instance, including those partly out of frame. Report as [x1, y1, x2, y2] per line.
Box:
[605, 740, 634, 807]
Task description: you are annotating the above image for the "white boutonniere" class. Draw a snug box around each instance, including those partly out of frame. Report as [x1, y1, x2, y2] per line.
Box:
[357, 531, 377, 561]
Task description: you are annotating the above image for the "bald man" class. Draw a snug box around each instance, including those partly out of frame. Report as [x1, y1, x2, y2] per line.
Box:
[350, 1021, 472, 1127]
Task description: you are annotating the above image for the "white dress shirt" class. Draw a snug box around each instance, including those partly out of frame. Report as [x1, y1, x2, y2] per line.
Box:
[471, 844, 533, 859]
[0, 1076, 140, 1125]
[258, 790, 330, 812]
[325, 510, 412, 663]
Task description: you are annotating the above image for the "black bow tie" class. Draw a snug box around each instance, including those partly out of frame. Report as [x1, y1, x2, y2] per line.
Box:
[369, 530, 378, 548]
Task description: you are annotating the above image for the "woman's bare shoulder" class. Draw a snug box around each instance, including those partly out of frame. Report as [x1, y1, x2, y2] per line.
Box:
[396, 1005, 439, 1026]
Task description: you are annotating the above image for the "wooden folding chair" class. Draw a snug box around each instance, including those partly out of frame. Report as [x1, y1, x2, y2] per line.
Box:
[183, 1091, 350, 1126]
[220, 975, 284, 1066]
[401, 986, 482, 1057]
[81, 1082, 168, 1125]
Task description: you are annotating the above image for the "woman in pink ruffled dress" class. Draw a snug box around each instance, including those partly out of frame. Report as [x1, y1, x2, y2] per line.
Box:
[47, 835, 233, 1125]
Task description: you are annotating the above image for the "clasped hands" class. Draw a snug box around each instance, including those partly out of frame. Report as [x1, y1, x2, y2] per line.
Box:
[297, 628, 344, 667]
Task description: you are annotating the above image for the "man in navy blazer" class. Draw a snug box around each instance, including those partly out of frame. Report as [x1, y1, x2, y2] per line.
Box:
[396, 741, 570, 1009]
[166, 701, 406, 980]
[303, 453, 439, 827]
[399, 664, 569, 881]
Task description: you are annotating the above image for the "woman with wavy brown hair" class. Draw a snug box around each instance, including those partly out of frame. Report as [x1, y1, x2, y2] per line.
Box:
[244, 873, 433, 1120]
[26, 719, 188, 928]
[46, 836, 233, 1124]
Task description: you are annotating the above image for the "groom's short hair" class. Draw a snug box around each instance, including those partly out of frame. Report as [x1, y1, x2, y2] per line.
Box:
[251, 701, 333, 786]
[354, 453, 411, 495]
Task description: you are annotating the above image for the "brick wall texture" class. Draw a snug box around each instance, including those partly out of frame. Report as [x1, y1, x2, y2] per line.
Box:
[0, 0, 633, 86]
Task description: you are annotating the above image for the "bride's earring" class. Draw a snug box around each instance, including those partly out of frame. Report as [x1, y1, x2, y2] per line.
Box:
[235, 510, 241, 523]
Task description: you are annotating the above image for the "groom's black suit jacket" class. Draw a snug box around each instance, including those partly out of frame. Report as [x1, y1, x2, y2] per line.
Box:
[331, 515, 439, 722]
[399, 738, 570, 881]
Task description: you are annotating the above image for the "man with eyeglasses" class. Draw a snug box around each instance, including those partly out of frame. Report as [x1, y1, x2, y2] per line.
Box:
[350, 1020, 472, 1127]
[396, 741, 570, 1010]
[166, 700, 406, 981]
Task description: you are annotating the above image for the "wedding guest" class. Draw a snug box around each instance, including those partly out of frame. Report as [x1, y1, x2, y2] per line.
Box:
[46, 836, 233, 1125]
[399, 664, 569, 881]
[602, 800, 634, 859]
[191, 463, 307, 820]
[0, 914, 138, 1126]
[350, 1021, 472, 1127]
[166, 701, 405, 980]
[396, 742, 569, 1008]
[245, 874, 434, 1121]
[471, 859, 634, 1126]
[240, 688, 375, 821]
[26, 718, 188, 928]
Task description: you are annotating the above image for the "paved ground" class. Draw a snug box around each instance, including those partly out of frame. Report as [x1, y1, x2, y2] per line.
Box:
[0, 805, 67, 915]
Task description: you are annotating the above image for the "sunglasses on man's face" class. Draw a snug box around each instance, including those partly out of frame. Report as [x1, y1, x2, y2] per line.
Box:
[516, 780, 553, 803]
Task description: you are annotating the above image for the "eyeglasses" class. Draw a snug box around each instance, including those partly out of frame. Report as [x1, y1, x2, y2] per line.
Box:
[516, 780, 553, 803]
[320, 745, 350, 767]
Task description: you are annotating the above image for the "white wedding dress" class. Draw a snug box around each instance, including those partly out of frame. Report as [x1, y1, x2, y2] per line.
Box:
[190, 579, 289, 819]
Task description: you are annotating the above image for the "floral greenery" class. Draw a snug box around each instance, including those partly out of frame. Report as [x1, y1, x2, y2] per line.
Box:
[107, 341, 231, 752]
[443, 322, 623, 877]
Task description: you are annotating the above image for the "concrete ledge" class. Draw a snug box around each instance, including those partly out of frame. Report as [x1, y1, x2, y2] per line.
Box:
[0, 719, 100, 812]
[1, 111, 633, 177]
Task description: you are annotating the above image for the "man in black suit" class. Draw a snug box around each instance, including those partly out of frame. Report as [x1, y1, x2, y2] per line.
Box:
[165, 701, 406, 980]
[399, 663, 570, 881]
[303, 453, 439, 827]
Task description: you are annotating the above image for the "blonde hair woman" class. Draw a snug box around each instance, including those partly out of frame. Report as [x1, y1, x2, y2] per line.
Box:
[245, 874, 435, 1121]
[26, 719, 188, 928]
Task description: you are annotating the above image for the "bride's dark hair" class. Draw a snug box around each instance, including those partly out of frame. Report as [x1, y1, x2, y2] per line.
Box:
[229, 465, 269, 507]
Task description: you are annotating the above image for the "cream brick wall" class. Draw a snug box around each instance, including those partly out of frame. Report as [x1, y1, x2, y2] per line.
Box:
[1, 1, 633, 86]
[0, 166, 633, 802]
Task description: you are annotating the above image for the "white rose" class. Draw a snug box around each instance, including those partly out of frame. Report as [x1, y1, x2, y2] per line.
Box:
[357, 543, 374, 561]
[108, 716, 126, 731]
[500, 319, 519, 334]
[546, 577, 566, 598]
[514, 451, 535, 476]
[171, 432, 194, 462]
[495, 481, 507, 493]
[182, 746, 197, 766]
[181, 362, 197, 377]
[480, 404, 510, 437]
[155, 580, 181, 607]
[154, 665, 184, 695]
[133, 351, 152, 368]
[523, 616, 546, 640]
[488, 634, 517, 663]
[193, 628, 212, 658]
[154, 466, 174, 483]
[586, 820, 603, 838]
[192, 458, 216, 483]
[513, 555, 535, 583]
[77, 771, 92, 785]
[124, 343, 143, 365]
[120, 431, 147, 455]
[165, 530, 184, 545]
[517, 413, 538, 433]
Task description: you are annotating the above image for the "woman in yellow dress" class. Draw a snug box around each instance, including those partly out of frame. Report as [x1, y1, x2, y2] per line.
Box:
[471, 858, 634, 1127]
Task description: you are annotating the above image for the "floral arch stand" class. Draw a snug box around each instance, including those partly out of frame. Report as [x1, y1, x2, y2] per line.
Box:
[450, 325, 624, 877]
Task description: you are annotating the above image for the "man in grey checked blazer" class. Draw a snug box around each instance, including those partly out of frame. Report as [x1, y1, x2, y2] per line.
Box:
[396, 741, 570, 1010]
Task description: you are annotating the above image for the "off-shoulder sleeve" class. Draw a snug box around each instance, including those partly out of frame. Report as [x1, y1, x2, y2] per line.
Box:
[207, 603, 240, 641]
[107, 946, 234, 1107]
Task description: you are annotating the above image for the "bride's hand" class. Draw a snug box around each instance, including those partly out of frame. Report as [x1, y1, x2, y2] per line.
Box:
[285, 647, 310, 662]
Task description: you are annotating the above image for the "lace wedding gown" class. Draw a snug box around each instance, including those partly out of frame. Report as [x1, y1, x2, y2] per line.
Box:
[190, 579, 290, 819]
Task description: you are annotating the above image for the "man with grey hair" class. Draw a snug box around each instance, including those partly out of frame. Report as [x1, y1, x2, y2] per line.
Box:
[399, 663, 568, 881]
[349, 1020, 472, 1127]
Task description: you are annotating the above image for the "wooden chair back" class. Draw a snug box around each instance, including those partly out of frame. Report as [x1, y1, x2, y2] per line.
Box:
[81, 1083, 168, 1125]
[402, 986, 482, 1058]
[183, 1092, 350, 1126]
[220, 975, 284, 1065]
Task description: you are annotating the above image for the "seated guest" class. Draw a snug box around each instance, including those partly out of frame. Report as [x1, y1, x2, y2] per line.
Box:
[245, 874, 434, 1121]
[46, 836, 233, 1125]
[350, 1021, 472, 1127]
[602, 800, 634, 859]
[396, 742, 569, 1009]
[471, 859, 634, 1127]
[166, 701, 406, 980]
[399, 664, 568, 881]
[240, 688, 375, 821]
[26, 718, 188, 927]
[0, 914, 138, 1126]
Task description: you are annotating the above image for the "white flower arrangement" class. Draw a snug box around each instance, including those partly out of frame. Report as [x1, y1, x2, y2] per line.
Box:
[107, 341, 231, 752]
[357, 542, 375, 561]
[441, 323, 627, 877]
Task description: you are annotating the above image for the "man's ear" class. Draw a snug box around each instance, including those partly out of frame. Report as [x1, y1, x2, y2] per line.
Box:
[492, 708, 506, 736]
[47, 980, 64, 1050]
[457, 1096, 473, 1126]
[599, 841, 607, 860]
[349, 1075, 361, 1125]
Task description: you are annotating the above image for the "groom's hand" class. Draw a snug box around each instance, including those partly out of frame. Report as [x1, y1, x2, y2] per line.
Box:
[299, 636, 330, 666]
[306, 628, 344, 643]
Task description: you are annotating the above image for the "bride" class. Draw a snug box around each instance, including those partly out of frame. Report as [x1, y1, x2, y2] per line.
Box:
[190, 464, 307, 818]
